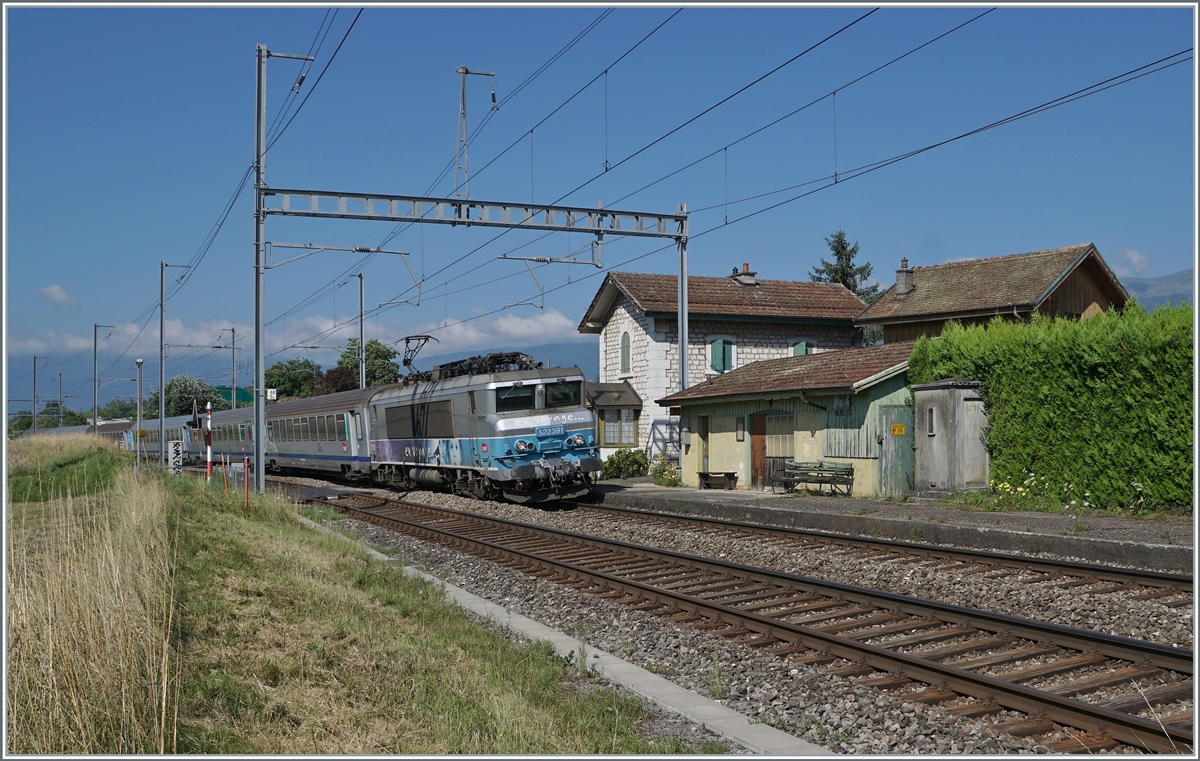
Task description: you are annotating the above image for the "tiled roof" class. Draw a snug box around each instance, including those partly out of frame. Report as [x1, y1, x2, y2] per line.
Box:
[857, 244, 1119, 324]
[659, 341, 916, 404]
[579, 271, 866, 332]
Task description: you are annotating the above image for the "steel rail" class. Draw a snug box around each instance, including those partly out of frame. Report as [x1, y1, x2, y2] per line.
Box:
[567, 502, 1193, 592]
[313, 495, 1194, 753]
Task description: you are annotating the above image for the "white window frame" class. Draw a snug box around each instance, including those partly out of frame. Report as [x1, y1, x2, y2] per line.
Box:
[706, 334, 737, 374]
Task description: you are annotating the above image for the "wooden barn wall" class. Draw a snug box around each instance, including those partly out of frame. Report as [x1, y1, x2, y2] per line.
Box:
[819, 374, 909, 459]
[1039, 259, 1115, 317]
[884, 320, 946, 343]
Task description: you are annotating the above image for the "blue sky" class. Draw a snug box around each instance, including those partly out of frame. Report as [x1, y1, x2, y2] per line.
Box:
[4, 4, 1196, 414]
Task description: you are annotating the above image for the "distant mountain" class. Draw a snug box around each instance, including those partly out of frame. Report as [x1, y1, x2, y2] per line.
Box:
[410, 339, 600, 381]
[1120, 269, 1193, 311]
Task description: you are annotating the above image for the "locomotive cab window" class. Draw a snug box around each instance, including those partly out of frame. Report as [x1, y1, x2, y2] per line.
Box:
[495, 384, 535, 413]
[545, 381, 581, 409]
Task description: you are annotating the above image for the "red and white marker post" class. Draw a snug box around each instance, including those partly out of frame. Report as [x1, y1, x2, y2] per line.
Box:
[205, 401, 213, 482]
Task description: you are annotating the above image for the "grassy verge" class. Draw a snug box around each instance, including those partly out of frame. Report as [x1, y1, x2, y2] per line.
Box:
[173, 479, 722, 753]
[7, 460, 178, 753]
[8, 439, 723, 754]
[7, 433, 129, 502]
[936, 488, 1191, 521]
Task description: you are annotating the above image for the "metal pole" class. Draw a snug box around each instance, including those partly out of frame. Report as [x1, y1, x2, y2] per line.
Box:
[230, 328, 236, 409]
[58, 373, 63, 427]
[358, 272, 366, 389]
[160, 262, 166, 467]
[254, 43, 267, 493]
[677, 203, 689, 393]
[677, 203, 688, 465]
[136, 359, 143, 471]
[93, 325, 98, 430]
[94, 324, 113, 432]
[32, 356, 38, 435]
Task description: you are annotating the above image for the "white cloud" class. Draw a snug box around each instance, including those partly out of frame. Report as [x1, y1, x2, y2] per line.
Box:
[1111, 248, 1151, 277]
[410, 309, 585, 354]
[37, 284, 76, 306]
[5, 337, 51, 354]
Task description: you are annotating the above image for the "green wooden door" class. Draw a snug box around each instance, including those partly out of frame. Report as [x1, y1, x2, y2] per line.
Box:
[879, 405, 913, 498]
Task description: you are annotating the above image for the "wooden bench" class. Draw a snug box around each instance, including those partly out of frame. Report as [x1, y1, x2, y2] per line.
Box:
[770, 460, 854, 495]
[698, 471, 739, 490]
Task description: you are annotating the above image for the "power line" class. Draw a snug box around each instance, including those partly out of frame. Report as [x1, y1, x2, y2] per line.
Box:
[441, 8, 680, 202]
[267, 9, 625, 331]
[344, 45, 1194, 346]
[85, 13, 362, 378]
[609, 8, 995, 207]
[362, 8, 870, 320]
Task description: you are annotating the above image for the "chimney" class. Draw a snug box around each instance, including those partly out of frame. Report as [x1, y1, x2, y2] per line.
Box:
[732, 261, 758, 286]
[896, 257, 913, 295]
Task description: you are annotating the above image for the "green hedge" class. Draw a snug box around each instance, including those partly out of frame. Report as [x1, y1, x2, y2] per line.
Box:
[909, 305, 1192, 512]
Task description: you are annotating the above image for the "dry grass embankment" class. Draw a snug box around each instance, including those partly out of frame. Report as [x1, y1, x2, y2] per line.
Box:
[7, 438, 178, 754]
[6, 435, 720, 754]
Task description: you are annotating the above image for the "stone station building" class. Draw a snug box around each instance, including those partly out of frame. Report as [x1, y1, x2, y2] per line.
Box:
[578, 265, 866, 457]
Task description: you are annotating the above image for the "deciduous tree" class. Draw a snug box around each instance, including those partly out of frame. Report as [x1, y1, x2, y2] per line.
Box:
[263, 357, 323, 401]
[337, 339, 400, 388]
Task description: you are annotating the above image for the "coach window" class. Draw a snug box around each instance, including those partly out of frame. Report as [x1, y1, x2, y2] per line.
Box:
[326, 415, 335, 439]
[308, 417, 318, 441]
[353, 412, 363, 440]
[284, 419, 292, 441]
[299, 417, 308, 441]
[239, 424, 246, 442]
[317, 416, 327, 441]
[336, 413, 347, 441]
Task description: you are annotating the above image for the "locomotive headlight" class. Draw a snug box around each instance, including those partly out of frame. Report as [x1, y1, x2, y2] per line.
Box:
[570, 434, 585, 447]
[515, 440, 531, 453]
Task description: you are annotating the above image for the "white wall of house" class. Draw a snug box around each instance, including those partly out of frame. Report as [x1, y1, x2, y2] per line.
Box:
[598, 293, 858, 457]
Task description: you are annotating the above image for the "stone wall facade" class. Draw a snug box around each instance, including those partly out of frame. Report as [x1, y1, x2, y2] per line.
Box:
[598, 293, 859, 456]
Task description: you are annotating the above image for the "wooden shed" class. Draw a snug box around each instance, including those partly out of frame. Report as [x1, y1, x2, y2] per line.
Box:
[912, 378, 990, 497]
[658, 341, 916, 498]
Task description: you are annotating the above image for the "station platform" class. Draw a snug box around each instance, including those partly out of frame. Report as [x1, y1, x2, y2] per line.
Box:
[589, 478, 1194, 573]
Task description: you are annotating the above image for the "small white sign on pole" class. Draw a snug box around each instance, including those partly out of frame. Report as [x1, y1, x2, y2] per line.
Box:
[169, 441, 183, 476]
[266, 388, 277, 401]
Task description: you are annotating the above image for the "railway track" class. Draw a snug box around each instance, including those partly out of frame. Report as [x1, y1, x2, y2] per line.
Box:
[563, 502, 1193, 600]
[305, 492, 1194, 754]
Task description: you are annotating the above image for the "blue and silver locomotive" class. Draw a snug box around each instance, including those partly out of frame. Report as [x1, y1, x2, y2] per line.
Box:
[365, 353, 601, 502]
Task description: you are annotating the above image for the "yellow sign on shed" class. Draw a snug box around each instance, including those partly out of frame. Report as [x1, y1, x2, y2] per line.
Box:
[890, 423, 906, 436]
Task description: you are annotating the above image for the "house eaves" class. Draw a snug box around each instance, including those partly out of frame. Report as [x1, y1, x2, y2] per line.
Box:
[851, 361, 909, 392]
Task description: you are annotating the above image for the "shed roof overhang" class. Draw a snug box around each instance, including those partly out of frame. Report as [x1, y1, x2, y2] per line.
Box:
[584, 380, 643, 410]
[656, 360, 908, 408]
